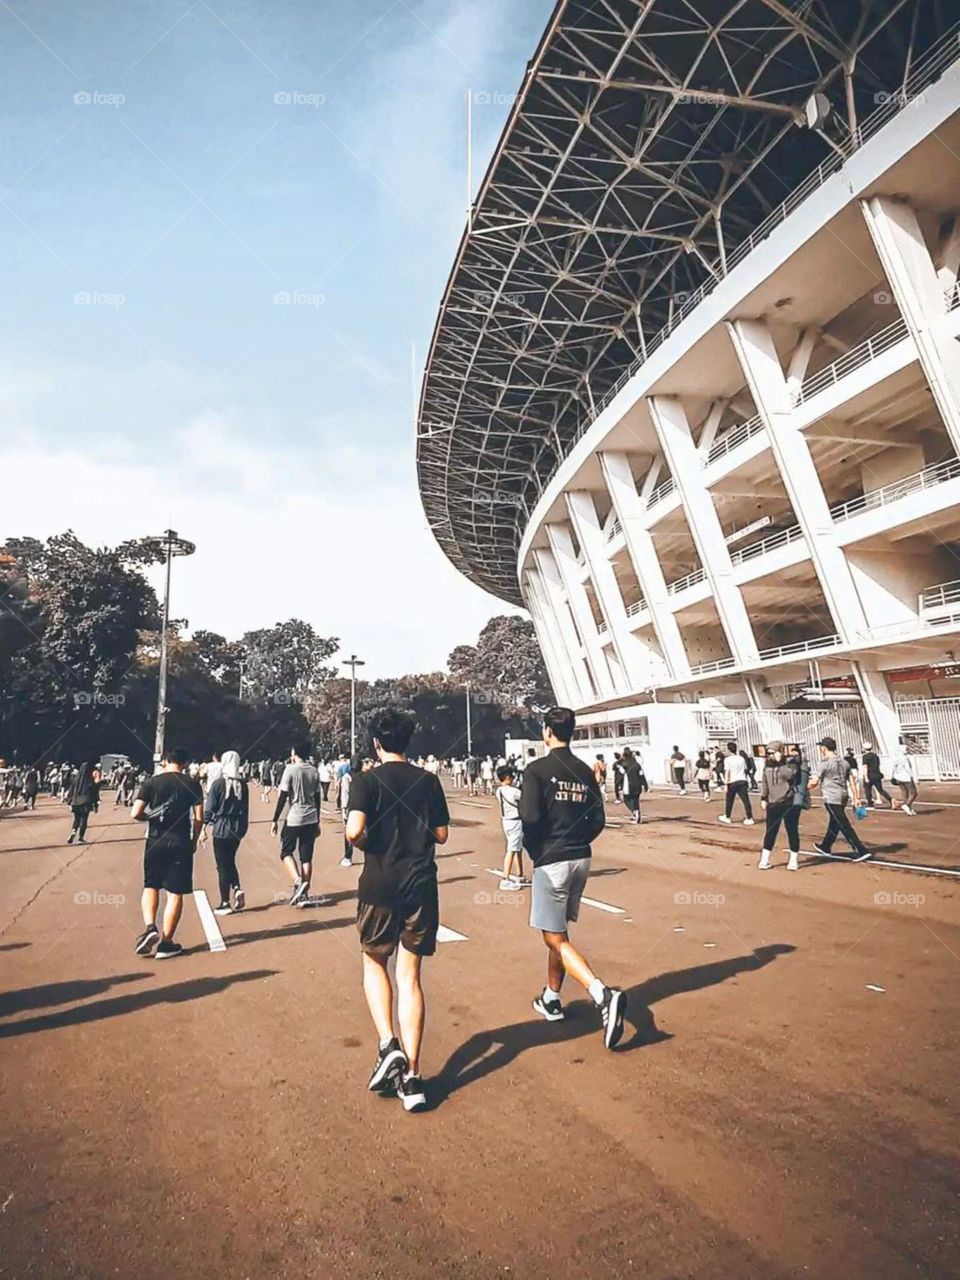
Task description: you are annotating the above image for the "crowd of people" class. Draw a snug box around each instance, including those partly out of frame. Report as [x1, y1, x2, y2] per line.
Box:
[0, 712, 928, 1110]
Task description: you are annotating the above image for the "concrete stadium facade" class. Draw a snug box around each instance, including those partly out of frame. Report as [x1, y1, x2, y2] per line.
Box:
[418, 1, 960, 776]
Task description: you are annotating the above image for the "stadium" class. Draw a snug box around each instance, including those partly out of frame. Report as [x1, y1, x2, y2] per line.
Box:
[418, 0, 960, 776]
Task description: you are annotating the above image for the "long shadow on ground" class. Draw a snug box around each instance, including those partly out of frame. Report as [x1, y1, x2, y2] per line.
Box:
[0, 970, 278, 1038]
[431, 944, 796, 1107]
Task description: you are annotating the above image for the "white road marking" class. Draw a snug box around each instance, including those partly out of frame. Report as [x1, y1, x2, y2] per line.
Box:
[437, 924, 468, 943]
[866, 984, 886, 993]
[193, 889, 227, 952]
[484, 868, 625, 914]
[800, 848, 960, 878]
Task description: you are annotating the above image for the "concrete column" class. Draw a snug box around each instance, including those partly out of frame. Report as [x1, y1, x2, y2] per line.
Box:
[598, 450, 691, 680]
[543, 524, 613, 699]
[523, 569, 577, 709]
[861, 195, 960, 455]
[647, 395, 760, 666]
[726, 318, 870, 646]
[851, 662, 901, 757]
[532, 547, 593, 707]
[565, 490, 641, 692]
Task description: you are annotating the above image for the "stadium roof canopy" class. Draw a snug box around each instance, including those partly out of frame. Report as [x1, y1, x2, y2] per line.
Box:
[417, 0, 953, 606]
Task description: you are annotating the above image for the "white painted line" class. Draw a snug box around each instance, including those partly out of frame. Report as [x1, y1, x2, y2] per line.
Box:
[193, 889, 227, 952]
[866, 984, 886, 993]
[484, 868, 625, 915]
[437, 924, 468, 943]
[800, 848, 960, 878]
[703, 942, 717, 948]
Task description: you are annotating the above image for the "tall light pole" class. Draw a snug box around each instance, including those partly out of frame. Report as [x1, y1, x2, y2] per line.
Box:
[344, 654, 365, 756]
[465, 682, 473, 754]
[144, 529, 195, 766]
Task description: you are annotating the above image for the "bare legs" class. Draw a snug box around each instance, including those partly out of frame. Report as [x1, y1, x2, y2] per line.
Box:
[362, 947, 425, 1074]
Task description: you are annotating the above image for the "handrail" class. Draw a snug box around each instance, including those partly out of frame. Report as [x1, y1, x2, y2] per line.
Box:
[705, 413, 764, 466]
[646, 476, 676, 509]
[689, 656, 736, 676]
[921, 578, 960, 610]
[758, 634, 842, 661]
[666, 567, 707, 595]
[730, 524, 804, 567]
[791, 316, 910, 406]
[945, 281, 960, 312]
[566, 24, 960, 440]
[831, 456, 960, 522]
[605, 515, 622, 542]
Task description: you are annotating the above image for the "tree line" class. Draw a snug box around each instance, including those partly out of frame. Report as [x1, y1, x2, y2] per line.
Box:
[0, 533, 554, 765]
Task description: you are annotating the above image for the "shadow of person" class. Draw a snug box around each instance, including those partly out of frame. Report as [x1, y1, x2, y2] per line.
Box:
[432, 943, 795, 1106]
[0, 971, 151, 1019]
[215, 916, 353, 950]
[0, 969, 279, 1039]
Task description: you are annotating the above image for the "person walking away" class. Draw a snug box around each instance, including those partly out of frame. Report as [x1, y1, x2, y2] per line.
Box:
[712, 749, 725, 789]
[809, 736, 871, 861]
[694, 751, 712, 800]
[465, 752, 480, 797]
[496, 765, 526, 889]
[670, 746, 688, 796]
[66, 763, 99, 844]
[271, 744, 322, 905]
[202, 749, 249, 914]
[860, 742, 892, 808]
[718, 741, 755, 826]
[521, 707, 626, 1048]
[22, 765, 39, 810]
[757, 741, 802, 871]
[612, 752, 624, 803]
[593, 754, 607, 794]
[890, 739, 918, 815]
[339, 756, 360, 867]
[131, 747, 203, 958]
[744, 749, 758, 792]
[621, 748, 643, 824]
[346, 708, 450, 1112]
[480, 756, 495, 795]
[318, 759, 332, 804]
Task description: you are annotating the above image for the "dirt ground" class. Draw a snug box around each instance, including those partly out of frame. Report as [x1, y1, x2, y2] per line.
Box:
[1, 784, 958, 1280]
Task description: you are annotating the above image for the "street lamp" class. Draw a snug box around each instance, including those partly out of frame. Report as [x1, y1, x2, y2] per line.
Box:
[142, 529, 195, 766]
[344, 654, 365, 756]
[465, 682, 473, 755]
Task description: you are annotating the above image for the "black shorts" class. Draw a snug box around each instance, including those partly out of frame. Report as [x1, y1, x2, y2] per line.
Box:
[280, 822, 318, 861]
[143, 837, 194, 895]
[357, 886, 439, 959]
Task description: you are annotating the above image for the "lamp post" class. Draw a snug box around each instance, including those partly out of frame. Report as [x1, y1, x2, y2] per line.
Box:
[465, 682, 473, 755]
[344, 654, 365, 756]
[143, 529, 195, 765]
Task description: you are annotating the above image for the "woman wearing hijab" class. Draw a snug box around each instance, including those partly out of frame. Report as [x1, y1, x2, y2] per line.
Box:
[201, 749, 249, 914]
[66, 763, 99, 844]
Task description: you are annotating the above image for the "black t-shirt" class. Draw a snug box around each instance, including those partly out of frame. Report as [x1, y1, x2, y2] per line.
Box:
[137, 771, 203, 847]
[862, 751, 882, 779]
[351, 762, 450, 907]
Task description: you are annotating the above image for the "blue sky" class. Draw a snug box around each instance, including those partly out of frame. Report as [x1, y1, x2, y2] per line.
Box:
[0, 0, 553, 675]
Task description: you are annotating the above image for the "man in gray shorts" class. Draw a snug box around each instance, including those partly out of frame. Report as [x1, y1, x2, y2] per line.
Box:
[519, 707, 627, 1050]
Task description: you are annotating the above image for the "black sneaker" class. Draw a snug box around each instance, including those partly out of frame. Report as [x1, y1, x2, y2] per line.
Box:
[600, 987, 627, 1050]
[813, 843, 832, 858]
[232, 888, 245, 911]
[290, 878, 308, 906]
[532, 993, 565, 1022]
[397, 1073, 427, 1112]
[135, 924, 160, 956]
[368, 1038, 407, 1092]
[155, 940, 183, 960]
[214, 901, 233, 916]
[67, 832, 76, 845]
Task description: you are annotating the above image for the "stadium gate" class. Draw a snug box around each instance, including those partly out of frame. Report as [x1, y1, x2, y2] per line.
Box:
[694, 707, 872, 764]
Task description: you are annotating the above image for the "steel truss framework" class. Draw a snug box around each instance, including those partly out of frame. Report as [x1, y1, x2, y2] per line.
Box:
[417, 0, 954, 605]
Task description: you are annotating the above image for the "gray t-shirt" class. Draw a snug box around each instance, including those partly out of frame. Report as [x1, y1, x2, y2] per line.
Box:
[818, 757, 851, 805]
[279, 761, 320, 826]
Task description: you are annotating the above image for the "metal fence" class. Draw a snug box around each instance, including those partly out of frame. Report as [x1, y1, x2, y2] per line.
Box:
[694, 706, 871, 762]
[896, 698, 960, 779]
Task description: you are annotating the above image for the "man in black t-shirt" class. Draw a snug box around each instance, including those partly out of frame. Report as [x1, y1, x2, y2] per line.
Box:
[131, 747, 204, 960]
[345, 707, 450, 1113]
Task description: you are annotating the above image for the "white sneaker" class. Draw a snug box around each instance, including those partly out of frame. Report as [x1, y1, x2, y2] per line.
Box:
[718, 815, 732, 825]
[787, 857, 799, 872]
[757, 857, 773, 870]
[498, 878, 515, 891]
[743, 818, 756, 826]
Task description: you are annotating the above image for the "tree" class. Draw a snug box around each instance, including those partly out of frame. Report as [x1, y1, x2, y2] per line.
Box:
[241, 619, 339, 703]
[448, 615, 554, 713]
